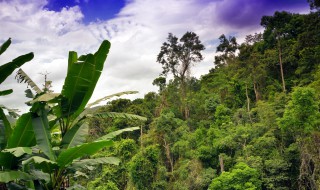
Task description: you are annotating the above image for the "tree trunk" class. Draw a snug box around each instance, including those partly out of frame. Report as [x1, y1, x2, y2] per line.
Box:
[245, 84, 252, 122]
[140, 125, 143, 149]
[156, 91, 168, 117]
[253, 82, 261, 101]
[163, 138, 174, 173]
[219, 154, 225, 173]
[184, 105, 189, 119]
[278, 35, 286, 93]
[180, 77, 189, 119]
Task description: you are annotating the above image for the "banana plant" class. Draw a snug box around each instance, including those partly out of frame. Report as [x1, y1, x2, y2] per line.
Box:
[0, 37, 34, 154]
[0, 38, 34, 189]
[0, 38, 34, 91]
[0, 40, 146, 189]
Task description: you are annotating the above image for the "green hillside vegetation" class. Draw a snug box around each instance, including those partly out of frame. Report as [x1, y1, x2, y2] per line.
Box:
[83, 9, 320, 190]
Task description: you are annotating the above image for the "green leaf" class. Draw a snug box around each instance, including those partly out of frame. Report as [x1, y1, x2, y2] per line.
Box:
[25, 89, 34, 99]
[15, 68, 42, 94]
[22, 156, 58, 173]
[86, 91, 138, 108]
[0, 104, 20, 118]
[79, 40, 111, 113]
[2, 147, 32, 157]
[60, 40, 111, 121]
[0, 152, 13, 169]
[61, 121, 89, 149]
[97, 127, 140, 141]
[93, 112, 147, 121]
[7, 182, 30, 190]
[73, 171, 88, 178]
[0, 89, 13, 96]
[28, 93, 60, 104]
[0, 171, 34, 183]
[0, 38, 11, 55]
[71, 157, 120, 170]
[29, 170, 50, 182]
[7, 113, 35, 148]
[0, 122, 5, 150]
[57, 140, 113, 167]
[67, 51, 78, 73]
[61, 53, 95, 119]
[0, 52, 34, 84]
[0, 107, 12, 149]
[73, 106, 103, 124]
[32, 111, 56, 161]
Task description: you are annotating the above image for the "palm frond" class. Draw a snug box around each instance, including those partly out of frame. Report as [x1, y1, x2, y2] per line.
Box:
[92, 112, 147, 121]
[86, 91, 138, 108]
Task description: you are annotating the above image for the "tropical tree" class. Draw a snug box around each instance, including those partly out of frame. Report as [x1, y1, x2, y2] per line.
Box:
[308, 0, 320, 10]
[0, 40, 146, 189]
[0, 38, 34, 98]
[157, 31, 205, 118]
[209, 162, 262, 190]
[214, 34, 238, 68]
[261, 11, 303, 93]
[278, 87, 320, 189]
[0, 38, 34, 189]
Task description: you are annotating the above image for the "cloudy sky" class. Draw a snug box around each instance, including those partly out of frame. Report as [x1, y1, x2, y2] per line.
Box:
[0, 0, 310, 112]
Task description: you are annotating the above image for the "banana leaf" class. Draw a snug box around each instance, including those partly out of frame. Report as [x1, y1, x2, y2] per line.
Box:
[27, 93, 60, 104]
[0, 171, 34, 183]
[0, 52, 34, 84]
[0, 105, 20, 118]
[0, 107, 12, 149]
[71, 157, 120, 170]
[97, 127, 140, 141]
[60, 40, 111, 122]
[22, 156, 58, 173]
[92, 112, 147, 121]
[7, 113, 35, 148]
[57, 140, 113, 167]
[29, 170, 50, 182]
[86, 91, 138, 108]
[0, 89, 13, 96]
[0, 113, 35, 169]
[25, 89, 34, 99]
[0, 38, 11, 55]
[2, 147, 32, 157]
[0, 122, 4, 150]
[32, 111, 56, 161]
[61, 121, 89, 149]
[15, 68, 42, 94]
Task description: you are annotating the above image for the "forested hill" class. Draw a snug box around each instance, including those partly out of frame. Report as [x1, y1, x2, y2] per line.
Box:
[84, 9, 320, 190]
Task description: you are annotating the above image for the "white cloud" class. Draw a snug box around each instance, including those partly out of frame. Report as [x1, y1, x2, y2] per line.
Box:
[0, 0, 272, 112]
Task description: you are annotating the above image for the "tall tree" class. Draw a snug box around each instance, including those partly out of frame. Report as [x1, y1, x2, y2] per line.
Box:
[261, 11, 302, 93]
[308, 0, 320, 10]
[239, 33, 265, 102]
[278, 87, 320, 189]
[157, 31, 205, 118]
[214, 34, 238, 68]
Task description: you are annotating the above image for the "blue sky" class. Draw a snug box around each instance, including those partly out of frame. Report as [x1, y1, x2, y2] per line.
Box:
[0, 0, 311, 112]
[43, 0, 310, 26]
[45, 0, 126, 23]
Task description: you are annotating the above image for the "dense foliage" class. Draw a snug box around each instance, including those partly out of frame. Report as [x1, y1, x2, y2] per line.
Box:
[82, 9, 320, 190]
